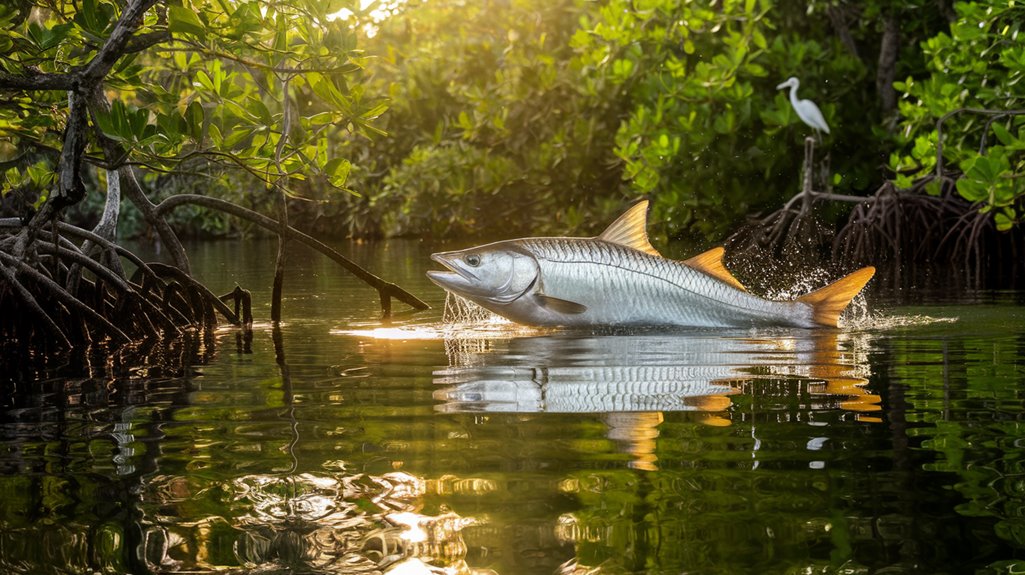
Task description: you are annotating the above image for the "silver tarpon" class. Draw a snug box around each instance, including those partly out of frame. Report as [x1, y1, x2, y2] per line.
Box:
[426, 201, 875, 329]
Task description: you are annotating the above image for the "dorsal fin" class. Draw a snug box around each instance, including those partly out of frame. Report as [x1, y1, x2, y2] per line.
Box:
[682, 247, 748, 292]
[597, 200, 661, 256]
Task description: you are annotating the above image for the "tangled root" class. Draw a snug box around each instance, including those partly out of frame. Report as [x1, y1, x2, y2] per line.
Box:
[835, 177, 1024, 289]
[728, 176, 1025, 291]
[0, 218, 250, 359]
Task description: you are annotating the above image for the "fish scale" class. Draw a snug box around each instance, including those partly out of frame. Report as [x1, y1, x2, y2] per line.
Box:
[522, 237, 812, 328]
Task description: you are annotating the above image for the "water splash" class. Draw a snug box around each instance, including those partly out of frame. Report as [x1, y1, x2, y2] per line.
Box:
[753, 265, 958, 332]
[441, 292, 493, 324]
[843, 310, 958, 330]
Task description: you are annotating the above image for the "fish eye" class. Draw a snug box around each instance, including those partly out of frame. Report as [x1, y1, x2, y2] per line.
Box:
[465, 254, 481, 267]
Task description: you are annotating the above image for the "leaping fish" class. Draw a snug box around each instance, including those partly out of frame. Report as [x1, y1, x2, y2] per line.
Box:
[426, 201, 874, 329]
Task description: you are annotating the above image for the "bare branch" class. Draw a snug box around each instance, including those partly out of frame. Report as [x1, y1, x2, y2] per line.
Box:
[0, 70, 75, 92]
[155, 194, 431, 313]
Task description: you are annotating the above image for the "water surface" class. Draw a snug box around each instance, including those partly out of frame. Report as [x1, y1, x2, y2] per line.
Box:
[2, 239, 1024, 574]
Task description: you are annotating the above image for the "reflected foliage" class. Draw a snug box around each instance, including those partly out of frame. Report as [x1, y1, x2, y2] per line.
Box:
[897, 325, 1025, 568]
[2, 245, 1025, 574]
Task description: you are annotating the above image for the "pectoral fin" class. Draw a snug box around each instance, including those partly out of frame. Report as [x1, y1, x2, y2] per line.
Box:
[535, 294, 588, 315]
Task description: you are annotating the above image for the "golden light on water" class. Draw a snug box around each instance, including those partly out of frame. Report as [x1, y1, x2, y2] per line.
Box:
[332, 319, 541, 342]
[334, 326, 452, 340]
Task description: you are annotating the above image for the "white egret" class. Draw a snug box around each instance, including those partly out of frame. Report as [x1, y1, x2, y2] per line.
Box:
[776, 76, 830, 135]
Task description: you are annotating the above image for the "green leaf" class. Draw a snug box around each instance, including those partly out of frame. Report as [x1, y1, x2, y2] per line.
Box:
[185, 101, 205, 141]
[360, 102, 389, 121]
[956, 178, 988, 203]
[274, 13, 288, 53]
[323, 157, 351, 188]
[994, 209, 1014, 231]
[991, 122, 1016, 147]
[310, 75, 350, 110]
[168, 5, 206, 39]
[74, 0, 115, 37]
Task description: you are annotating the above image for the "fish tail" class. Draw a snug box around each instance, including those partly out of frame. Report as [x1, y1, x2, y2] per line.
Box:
[796, 267, 876, 327]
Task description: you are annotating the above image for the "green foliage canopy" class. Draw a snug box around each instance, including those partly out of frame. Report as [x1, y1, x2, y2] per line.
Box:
[2, 0, 1021, 242]
[331, 0, 891, 241]
[0, 0, 378, 212]
[889, 0, 1025, 231]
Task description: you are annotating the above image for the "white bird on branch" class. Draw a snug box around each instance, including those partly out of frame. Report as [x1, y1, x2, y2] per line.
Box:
[776, 76, 830, 136]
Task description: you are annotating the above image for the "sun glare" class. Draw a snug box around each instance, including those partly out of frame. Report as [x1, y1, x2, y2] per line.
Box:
[327, 0, 407, 37]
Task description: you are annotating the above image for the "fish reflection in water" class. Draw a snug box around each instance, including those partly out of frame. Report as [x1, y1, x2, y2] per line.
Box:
[435, 331, 878, 470]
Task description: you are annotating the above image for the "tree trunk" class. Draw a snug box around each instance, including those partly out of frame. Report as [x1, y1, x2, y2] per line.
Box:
[826, 5, 860, 60]
[66, 169, 124, 293]
[877, 12, 900, 118]
[87, 87, 191, 272]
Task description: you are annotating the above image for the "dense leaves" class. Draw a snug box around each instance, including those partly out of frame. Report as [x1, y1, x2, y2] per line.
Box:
[326, 0, 907, 241]
[0, 0, 375, 216]
[1, 0, 1022, 242]
[890, 1, 1025, 230]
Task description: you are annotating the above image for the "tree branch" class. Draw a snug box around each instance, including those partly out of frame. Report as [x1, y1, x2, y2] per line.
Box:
[87, 86, 192, 272]
[81, 0, 162, 84]
[124, 29, 171, 53]
[0, 70, 76, 91]
[154, 194, 431, 313]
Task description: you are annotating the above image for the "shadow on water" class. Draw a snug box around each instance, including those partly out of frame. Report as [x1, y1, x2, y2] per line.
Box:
[3, 239, 1025, 574]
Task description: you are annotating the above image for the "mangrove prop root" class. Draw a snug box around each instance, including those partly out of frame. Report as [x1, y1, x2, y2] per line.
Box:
[0, 260, 71, 349]
[146, 263, 240, 326]
[0, 219, 249, 353]
[731, 174, 1024, 289]
[0, 249, 131, 344]
[220, 286, 254, 327]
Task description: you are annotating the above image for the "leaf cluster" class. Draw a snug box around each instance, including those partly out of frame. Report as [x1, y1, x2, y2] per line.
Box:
[321, 0, 627, 239]
[0, 0, 378, 213]
[328, 0, 907, 241]
[890, 1, 1025, 230]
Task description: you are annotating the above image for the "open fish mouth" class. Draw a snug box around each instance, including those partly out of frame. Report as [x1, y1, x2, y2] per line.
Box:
[426, 253, 477, 292]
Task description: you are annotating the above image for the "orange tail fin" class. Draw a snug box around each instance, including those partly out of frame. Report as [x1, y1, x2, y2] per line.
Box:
[796, 267, 876, 327]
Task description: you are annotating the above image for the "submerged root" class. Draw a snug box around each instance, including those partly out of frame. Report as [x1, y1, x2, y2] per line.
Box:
[0, 218, 246, 357]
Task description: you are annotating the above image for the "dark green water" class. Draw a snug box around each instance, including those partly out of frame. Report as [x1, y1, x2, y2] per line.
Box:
[2, 239, 1025, 574]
